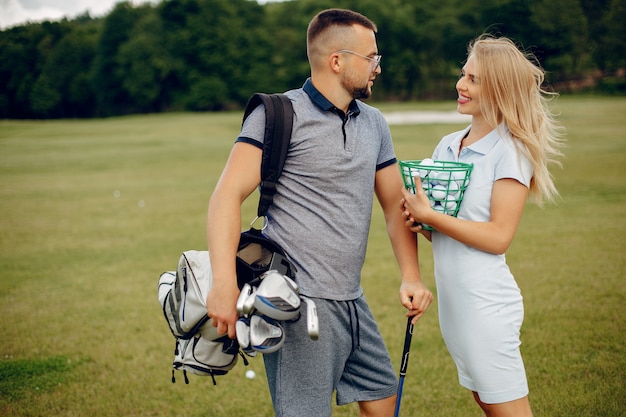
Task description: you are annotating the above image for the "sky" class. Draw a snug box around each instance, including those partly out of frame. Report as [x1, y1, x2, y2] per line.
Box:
[0, 0, 278, 30]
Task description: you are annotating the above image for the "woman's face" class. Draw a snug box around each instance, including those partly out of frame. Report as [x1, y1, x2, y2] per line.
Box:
[456, 55, 482, 118]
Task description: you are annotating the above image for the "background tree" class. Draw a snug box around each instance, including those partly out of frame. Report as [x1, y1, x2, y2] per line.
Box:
[595, 0, 626, 73]
[30, 21, 99, 117]
[93, 2, 146, 116]
[0, 0, 623, 119]
[0, 23, 56, 118]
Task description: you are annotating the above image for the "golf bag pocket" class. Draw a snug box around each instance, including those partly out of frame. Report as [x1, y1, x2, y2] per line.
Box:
[159, 251, 245, 384]
[172, 324, 240, 384]
[159, 251, 213, 339]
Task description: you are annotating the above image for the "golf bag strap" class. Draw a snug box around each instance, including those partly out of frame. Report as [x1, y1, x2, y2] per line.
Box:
[242, 93, 294, 217]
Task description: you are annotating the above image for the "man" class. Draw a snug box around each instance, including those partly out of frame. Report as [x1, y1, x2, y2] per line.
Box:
[206, 8, 432, 417]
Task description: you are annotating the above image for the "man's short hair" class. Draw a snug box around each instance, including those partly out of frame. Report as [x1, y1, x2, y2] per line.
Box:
[307, 8, 377, 46]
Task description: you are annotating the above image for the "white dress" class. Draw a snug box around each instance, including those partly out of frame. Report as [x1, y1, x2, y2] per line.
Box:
[431, 125, 533, 404]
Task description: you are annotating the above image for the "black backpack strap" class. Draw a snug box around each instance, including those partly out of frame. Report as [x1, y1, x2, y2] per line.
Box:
[242, 93, 294, 217]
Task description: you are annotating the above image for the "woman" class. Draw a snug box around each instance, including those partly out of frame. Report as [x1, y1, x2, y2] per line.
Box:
[401, 35, 564, 416]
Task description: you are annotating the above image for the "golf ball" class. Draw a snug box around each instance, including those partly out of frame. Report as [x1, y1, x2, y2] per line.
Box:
[429, 178, 441, 187]
[406, 167, 420, 183]
[443, 200, 458, 211]
[418, 158, 434, 178]
[447, 180, 460, 192]
[245, 370, 256, 379]
[445, 180, 461, 199]
[433, 203, 446, 213]
[430, 185, 447, 201]
[450, 170, 467, 187]
[431, 170, 448, 183]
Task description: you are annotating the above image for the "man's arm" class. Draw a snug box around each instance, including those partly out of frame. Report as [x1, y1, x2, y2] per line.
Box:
[375, 164, 433, 323]
[206, 141, 262, 339]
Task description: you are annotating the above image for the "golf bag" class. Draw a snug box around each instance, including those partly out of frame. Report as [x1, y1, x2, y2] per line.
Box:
[158, 93, 295, 384]
[158, 253, 240, 384]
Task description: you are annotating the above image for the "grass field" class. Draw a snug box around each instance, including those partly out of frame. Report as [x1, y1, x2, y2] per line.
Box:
[0, 96, 624, 416]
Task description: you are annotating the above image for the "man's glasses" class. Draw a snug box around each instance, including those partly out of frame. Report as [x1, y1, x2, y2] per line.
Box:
[336, 50, 382, 70]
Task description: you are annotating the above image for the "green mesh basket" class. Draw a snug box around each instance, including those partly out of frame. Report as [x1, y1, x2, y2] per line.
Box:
[399, 159, 474, 231]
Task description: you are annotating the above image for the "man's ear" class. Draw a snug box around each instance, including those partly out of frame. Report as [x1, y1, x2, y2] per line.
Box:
[328, 52, 342, 74]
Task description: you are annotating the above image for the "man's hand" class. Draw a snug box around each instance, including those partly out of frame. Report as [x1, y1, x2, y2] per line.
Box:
[206, 281, 240, 339]
[399, 280, 433, 324]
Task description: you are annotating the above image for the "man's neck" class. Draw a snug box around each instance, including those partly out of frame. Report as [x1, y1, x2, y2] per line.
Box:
[310, 75, 353, 113]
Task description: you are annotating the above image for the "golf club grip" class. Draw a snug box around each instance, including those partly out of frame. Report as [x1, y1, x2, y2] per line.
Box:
[399, 317, 414, 376]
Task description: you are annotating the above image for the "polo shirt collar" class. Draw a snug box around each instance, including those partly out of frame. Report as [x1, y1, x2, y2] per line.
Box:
[303, 78, 361, 116]
[450, 124, 504, 156]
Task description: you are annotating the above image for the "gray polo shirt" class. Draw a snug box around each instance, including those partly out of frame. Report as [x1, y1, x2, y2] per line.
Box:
[237, 78, 396, 300]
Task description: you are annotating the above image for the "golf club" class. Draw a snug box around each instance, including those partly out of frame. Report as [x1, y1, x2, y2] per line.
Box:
[236, 283, 253, 316]
[301, 296, 319, 340]
[253, 270, 301, 320]
[394, 316, 414, 417]
[249, 314, 285, 353]
[235, 317, 257, 357]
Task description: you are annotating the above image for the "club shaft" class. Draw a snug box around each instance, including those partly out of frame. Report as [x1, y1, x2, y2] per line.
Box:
[400, 317, 414, 375]
[394, 377, 405, 417]
[394, 316, 414, 417]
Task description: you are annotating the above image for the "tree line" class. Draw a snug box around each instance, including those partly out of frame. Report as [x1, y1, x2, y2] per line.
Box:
[1, 0, 624, 119]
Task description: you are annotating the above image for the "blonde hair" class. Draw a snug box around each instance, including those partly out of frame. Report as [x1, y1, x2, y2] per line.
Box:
[468, 35, 565, 205]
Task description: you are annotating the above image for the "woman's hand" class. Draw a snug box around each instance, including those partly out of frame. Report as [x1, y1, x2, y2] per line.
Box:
[400, 176, 433, 227]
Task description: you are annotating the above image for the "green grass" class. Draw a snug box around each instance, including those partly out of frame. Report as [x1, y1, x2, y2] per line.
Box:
[0, 355, 82, 401]
[0, 96, 624, 416]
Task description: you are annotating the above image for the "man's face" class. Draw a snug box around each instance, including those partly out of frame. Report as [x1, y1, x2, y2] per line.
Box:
[340, 26, 381, 100]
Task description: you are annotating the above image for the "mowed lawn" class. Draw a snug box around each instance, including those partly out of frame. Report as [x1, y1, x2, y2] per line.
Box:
[0, 96, 624, 416]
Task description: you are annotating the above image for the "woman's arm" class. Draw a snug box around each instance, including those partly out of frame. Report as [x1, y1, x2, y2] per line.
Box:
[402, 177, 528, 254]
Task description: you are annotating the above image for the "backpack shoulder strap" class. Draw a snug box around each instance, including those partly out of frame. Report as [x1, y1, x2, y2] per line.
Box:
[242, 93, 294, 217]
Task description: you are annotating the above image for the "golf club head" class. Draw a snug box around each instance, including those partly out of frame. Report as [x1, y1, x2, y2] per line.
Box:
[250, 314, 285, 353]
[236, 283, 252, 316]
[243, 291, 257, 316]
[302, 297, 319, 340]
[253, 270, 301, 320]
[235, 317, 257, 357]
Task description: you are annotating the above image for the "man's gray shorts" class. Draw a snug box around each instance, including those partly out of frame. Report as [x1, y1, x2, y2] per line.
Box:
[263, 295, 398, 417]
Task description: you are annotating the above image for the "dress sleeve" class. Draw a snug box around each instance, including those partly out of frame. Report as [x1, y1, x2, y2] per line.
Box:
[495, 139, 533, 187]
